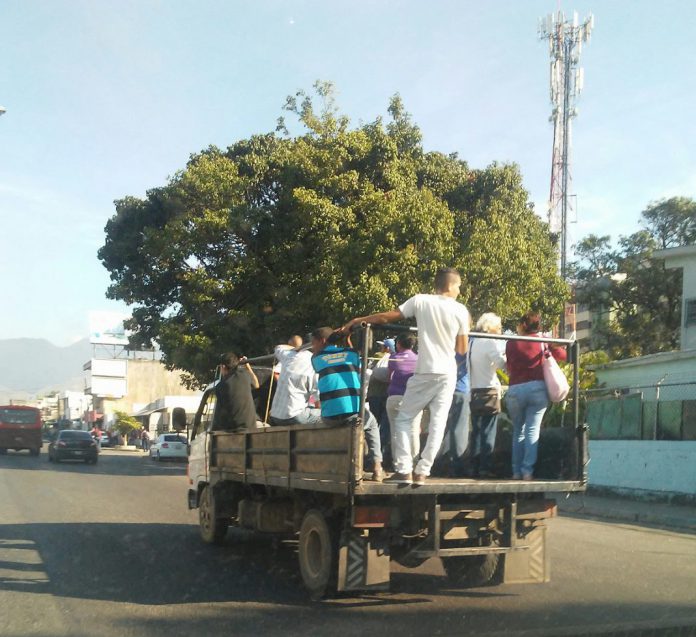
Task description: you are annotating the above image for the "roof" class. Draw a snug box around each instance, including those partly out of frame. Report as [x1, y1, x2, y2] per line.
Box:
[590, 348, 696, 370]
[654, 244, 696, 260]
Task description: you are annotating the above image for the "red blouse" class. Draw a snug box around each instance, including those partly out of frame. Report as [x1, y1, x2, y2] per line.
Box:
[505, 334, 567, 386]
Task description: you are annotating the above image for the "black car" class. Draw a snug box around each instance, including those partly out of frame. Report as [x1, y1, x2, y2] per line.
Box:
[48, 430, 99, 464]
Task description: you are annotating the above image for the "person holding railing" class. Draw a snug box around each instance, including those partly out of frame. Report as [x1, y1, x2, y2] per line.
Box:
[213, 353, 260, 432]
[269, 339, 321, 426]
[341, 268, 469, 486]
[505, 311, 567, 480]
[310, 327, 384, 482]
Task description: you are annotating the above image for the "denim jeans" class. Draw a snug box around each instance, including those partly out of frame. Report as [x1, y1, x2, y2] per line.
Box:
[437, 391, 470, 477]
[323, 410, 383, 464]
[470, 412, 499, 474]
[505, 380, 548, 478]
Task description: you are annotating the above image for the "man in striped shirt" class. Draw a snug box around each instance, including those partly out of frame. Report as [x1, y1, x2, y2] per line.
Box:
[310, 326, 384, 482]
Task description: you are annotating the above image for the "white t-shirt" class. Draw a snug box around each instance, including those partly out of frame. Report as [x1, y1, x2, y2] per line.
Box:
[398, 294, 470, 375]
[270, 347, 318, 420]
[469, 337, 506, 390]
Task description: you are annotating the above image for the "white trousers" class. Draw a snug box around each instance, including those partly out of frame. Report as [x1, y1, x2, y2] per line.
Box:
[392, 373, 456, 476]
[386, 395, 424, 463]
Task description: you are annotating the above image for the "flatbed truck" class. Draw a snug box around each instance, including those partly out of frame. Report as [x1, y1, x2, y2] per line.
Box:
[187, 326, 587, 598]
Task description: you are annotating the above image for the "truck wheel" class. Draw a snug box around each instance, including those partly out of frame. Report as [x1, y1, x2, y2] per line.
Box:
[442, 552, 500, 588]
[199, 485, 229, 545]
[298, 509, 338, 600]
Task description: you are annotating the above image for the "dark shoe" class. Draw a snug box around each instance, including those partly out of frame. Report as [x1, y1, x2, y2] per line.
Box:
[412, 473, 427, 486]
[384, 472, 412, 485]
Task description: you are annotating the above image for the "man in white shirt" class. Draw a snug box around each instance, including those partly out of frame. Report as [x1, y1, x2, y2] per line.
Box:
[270, 341, 321, 426]
[341, 268, 469, 485]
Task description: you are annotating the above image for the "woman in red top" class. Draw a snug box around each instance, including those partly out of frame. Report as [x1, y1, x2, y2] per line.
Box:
[505, 311, 567, 480]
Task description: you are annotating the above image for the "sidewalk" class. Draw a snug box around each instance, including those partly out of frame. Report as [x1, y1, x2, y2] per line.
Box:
[554, 491, 696, 533]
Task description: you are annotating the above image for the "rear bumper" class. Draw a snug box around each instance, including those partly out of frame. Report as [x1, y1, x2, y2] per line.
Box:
[0, 431, 42, 450]
[55, 449, 98, 461]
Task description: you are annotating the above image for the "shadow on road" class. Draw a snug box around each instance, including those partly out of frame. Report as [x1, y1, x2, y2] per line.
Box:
[0, 521, 497, 607]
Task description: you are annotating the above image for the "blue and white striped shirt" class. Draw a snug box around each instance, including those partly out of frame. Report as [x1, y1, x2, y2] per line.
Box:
[311, 346, 362, 418]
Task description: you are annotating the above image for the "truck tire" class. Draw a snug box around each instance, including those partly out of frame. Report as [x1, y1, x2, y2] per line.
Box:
[298, 509, 338, 600]
[199, 485, 229, 545]
[442, 552, 500, 588]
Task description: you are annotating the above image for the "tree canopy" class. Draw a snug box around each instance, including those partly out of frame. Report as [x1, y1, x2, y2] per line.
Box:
[572, 197, 696, 358]
[99, 82, 566, 385]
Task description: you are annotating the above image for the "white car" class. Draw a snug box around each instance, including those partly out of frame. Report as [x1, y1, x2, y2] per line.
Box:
[149, 433, 188, 461]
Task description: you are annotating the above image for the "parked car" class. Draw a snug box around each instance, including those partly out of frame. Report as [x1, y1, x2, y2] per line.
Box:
[48, 430, 99, 464]
[150, 433, 188, 461]
[99, 433, 111, 448]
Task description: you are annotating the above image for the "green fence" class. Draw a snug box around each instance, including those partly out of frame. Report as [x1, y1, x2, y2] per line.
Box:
[586, 385, 696, 441]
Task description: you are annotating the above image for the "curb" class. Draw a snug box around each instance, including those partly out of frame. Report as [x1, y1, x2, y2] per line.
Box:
[559, 502, 696, 534]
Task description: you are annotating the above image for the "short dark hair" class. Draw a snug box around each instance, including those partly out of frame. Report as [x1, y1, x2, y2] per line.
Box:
[519, 311, 541, 334]
[434, 267, 460, 292]
[219, 352, 240, 368]
[311, 326, 335, 341]
[396, 334, 416, 350]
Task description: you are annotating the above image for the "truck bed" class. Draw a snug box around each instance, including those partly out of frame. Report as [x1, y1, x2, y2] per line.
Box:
[209, 421, 586, 497]
[355, 475, 584, 495]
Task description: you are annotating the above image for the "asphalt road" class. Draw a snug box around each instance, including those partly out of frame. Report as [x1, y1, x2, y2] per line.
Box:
[1, 449, 695, 637]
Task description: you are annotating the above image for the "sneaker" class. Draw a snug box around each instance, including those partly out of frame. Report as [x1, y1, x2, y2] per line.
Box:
[412, 473, 427, 486]
[512, 473, 522, 480]
[384, 472, 413, 485]
[521, 473, 533, 481]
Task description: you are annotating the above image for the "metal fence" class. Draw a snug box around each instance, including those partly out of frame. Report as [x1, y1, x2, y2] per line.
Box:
[582, 381, 696, 441]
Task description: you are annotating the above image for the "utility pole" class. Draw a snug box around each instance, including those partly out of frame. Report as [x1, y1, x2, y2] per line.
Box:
[539, 11, 593, 336]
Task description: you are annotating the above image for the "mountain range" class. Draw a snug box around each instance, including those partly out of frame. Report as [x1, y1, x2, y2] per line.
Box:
[0, 337, 92, 398]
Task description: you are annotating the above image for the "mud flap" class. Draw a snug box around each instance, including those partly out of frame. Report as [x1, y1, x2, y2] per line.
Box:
[502, 525, 549, 584]
[337, 529, 390, 592]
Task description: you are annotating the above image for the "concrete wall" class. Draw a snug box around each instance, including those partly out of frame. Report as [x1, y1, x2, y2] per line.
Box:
[589, 440, 696, 498]
[97, 361, 200, 425]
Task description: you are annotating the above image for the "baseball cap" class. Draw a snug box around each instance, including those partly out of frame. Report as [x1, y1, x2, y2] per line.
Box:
[377, 338, 396, 353]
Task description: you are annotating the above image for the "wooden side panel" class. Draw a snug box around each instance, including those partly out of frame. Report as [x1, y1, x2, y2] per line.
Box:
[210, 423, 355, 492]
[212, 432, 245, 471]
[248, 429, 289, 472]
[294, 425, 353, 477]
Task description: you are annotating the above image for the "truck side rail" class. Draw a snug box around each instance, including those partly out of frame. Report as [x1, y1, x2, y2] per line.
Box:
[209, 420, 362, 496]
[356, 323, 587, 487]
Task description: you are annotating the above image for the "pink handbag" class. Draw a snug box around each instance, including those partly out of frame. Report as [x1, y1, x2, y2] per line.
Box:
[541, 344, 570, 403]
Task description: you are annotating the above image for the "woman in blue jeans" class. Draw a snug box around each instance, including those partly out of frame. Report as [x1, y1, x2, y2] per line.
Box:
[468, 313, 506, 478]
[505, 311, 566, 480]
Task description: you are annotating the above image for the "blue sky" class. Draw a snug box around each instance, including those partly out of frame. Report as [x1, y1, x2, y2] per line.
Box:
[1, 0, 695, 346]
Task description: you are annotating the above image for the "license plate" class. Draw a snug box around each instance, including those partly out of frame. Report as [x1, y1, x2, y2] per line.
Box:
[72, 451, 84, 456]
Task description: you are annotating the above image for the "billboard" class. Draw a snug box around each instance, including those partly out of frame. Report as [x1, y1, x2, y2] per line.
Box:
[89, 311, 130, 346]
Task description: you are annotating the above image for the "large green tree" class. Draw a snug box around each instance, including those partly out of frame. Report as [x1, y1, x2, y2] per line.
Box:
[573, 197, 696, 357]
[100, 83, 565, 385]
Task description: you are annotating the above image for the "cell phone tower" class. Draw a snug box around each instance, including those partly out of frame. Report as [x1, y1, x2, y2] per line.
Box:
[538, 11, 594, 287]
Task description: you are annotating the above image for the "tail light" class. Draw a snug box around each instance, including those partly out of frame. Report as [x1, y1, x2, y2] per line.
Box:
[352, 506, 392, 528]
[162, 443, 169, 448]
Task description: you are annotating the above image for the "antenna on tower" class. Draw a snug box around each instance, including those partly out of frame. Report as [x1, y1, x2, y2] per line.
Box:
[539, 9, 593, 336]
